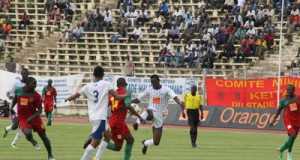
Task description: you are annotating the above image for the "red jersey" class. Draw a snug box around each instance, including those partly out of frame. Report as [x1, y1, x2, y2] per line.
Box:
[280, 96, 300, 127]
[109, 87, 128, 124]
[43, 86, 57, 105]
[15, 88, 42, 120]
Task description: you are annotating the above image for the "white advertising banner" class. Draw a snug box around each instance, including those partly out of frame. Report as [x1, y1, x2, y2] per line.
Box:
[0, 70, 84, 107]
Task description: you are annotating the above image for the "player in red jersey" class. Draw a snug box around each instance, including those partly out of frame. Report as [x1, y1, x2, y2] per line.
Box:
[271, 84, 300, 160]
[12, 77, 55, 160]
[42, 79, 57, 126]
[106, 78, 145, 160]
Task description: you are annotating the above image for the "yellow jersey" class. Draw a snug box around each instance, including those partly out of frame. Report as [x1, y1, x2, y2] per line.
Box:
[184, 92, 202, 110]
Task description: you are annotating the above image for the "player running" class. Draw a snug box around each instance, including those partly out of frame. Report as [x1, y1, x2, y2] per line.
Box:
[42, 79, 57, 126]
[12, 77, 55, 160]
[65, 66, 127, 160]
[104, 77, 145, 160]
[183, 85, 204, 148]
[3, 68, 29, 148]
[131, 74, 185, 155]
[270, 84, 300, 160]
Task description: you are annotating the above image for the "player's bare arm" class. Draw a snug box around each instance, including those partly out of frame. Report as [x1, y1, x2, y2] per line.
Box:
[10, 96, 17, 115]
[65, 93, 81, 102]
[173, 96, 186, 118]
[200, 105, 204, 120]
[270, 106, 284, 126]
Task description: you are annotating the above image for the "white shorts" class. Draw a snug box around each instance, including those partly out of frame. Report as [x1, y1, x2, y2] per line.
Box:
[90, 120, 108, 140]
[153, 111, 164, 128]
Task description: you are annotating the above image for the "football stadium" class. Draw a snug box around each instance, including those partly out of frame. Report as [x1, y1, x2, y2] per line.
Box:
[1, 0, 300, 160]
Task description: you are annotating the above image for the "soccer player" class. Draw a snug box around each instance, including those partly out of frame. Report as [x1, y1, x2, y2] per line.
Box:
[131, 74, 185, 155]
[12, 77, 55, 160]
[183, 85, 203, 148]
[105, 77, 145, 160]
[3, 68, 29, 148]
[65, 66, 127, 160]
[270, 84, 300, 160]
[42, 79, 57, 126]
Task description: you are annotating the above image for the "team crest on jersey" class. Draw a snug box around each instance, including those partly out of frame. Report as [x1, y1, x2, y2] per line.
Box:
[117, 134, 122, 139]
[20, 98, 29, 106]
[289, 103, 298, 111]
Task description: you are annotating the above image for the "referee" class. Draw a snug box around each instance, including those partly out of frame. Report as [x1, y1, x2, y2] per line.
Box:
[183, 85, 203, 148]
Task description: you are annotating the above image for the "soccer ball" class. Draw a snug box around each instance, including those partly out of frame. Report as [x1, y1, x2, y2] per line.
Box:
[131, 103, 143, 114]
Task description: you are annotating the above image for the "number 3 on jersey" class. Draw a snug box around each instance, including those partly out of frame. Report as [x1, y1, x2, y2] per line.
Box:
[93, 90, 99, 103]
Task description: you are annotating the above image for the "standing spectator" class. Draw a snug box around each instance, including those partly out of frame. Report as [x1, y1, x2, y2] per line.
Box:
[2, 20, 12, 38]
[290, 5, 300, 27]
[5, 57, 16, 73]
[123, 55, 135, 76]
[64, 2, 76, 22]
[103, 11, 112, 31]
[48, 5, 61, 27]
[124, 8, 138, 27]
[19, 12, 31, 30]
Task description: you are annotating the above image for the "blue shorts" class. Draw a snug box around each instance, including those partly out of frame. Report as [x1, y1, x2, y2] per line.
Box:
[91, 120, 107, 140]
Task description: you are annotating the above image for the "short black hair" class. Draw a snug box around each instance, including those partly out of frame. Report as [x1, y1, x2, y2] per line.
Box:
[117, 77, 127, 87]
[93, 66, 104, 78]
[26, 77, 36, 85]
[150, 74, 160, 81]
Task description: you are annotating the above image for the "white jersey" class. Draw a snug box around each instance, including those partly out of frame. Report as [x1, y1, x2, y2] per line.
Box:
[79, 80, 113, 121]
[8, 77, 25, 115]
[138, 86, 177, 113]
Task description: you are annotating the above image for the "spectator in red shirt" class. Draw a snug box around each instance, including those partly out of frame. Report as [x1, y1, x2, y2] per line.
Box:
[264, 31, 274, 50]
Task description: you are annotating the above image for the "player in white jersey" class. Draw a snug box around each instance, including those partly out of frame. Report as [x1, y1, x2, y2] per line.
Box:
[131, 74, 185, 155]
[66, 66, 127, 160]
[3, 68, 32, 149]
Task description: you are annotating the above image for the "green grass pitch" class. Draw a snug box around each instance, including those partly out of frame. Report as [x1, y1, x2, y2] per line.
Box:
[0, 120, 300, 160]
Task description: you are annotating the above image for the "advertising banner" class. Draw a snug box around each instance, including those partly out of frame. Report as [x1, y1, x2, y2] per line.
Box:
[205, 77, 300, 108]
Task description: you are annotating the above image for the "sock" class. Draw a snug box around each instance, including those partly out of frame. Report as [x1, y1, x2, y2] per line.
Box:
[81, 144, 96, 160]
[5, 124, 12, 131]
[144, 139, 154, 147]
[24, 132, 38, 146]
[123, 143, 133, 160]
[95, 141, 108, 160]
[39, 133, 53, 158]
[190, 127, 197, 145]
[107, 142, 117, 151]
[280, 136, 295, 152]
[288, 137, 296, 152]
[136, 111, 148, 124]
[287, 152, 293, 160]
[11, 130, 23, 145]
[48, 112, 52, 125]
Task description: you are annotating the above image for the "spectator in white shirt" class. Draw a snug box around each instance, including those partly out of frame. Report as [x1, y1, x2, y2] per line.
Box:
[290, 5, 300, 26]
[128, 26, 142, 42]
[246, 25, 256, 36]
[150, 14, 162, 32]
[124, 8, 138, 27]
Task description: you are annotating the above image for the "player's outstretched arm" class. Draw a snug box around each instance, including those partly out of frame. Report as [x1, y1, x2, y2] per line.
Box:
[270, 105, 284, 126]
[65, 93, 80, 102]
[174, 96, 186, 118]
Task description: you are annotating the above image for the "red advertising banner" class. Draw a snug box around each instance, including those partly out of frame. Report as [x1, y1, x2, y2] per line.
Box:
[205, 77, 300, 108]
